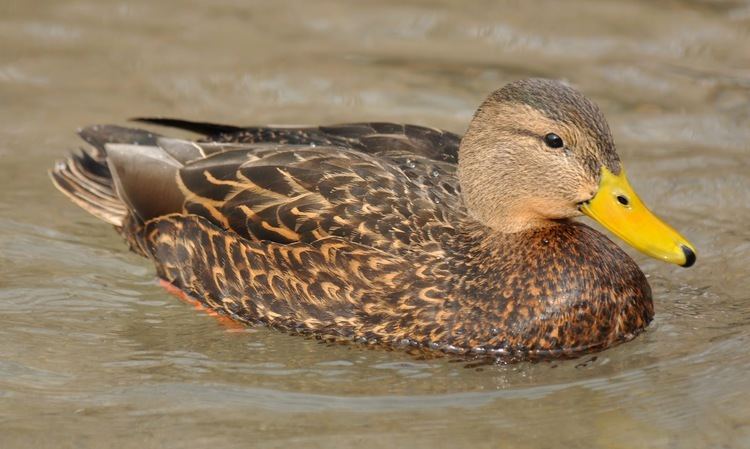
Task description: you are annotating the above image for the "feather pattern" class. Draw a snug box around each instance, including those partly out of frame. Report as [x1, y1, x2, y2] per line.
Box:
[174, 144, 462, 253]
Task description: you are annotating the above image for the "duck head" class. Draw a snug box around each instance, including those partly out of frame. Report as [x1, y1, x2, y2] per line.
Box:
[458, 78, 696, 267]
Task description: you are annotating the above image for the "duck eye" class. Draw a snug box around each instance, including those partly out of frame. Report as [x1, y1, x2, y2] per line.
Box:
[544, 133, 564, 149]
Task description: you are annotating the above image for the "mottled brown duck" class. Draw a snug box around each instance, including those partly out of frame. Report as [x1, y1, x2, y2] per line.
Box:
[50, 78, 696, 361]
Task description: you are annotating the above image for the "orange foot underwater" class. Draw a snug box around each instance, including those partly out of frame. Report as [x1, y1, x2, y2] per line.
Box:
[158, 279, 246, 332]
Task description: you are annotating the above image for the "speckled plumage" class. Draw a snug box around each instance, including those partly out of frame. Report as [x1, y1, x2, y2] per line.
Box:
[51, 80, 655, 361]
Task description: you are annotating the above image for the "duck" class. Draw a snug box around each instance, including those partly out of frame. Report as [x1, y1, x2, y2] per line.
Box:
[50, 78, 696, 361]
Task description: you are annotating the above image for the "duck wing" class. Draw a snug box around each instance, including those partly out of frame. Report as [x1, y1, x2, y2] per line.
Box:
[170, 142, 463, 255]
[133, 118, 461, 164]
[63, 125, 464, 256]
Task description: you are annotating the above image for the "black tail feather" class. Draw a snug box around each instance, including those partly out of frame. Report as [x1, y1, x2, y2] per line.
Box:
[78, 125, 162, 154]
[131, 117, 243, 136]
[75, 148, 111, 178]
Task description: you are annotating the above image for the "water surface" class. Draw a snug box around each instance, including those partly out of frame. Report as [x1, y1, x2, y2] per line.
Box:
[1, 1, 749, 448]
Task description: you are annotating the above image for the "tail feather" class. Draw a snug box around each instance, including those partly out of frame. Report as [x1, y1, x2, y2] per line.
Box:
[50, 150, 127, 226]
[51, 124, 171, 227]
[78, 124, 162, 153]
[131, 117, 242, 136]
[76, 148, 111, 178]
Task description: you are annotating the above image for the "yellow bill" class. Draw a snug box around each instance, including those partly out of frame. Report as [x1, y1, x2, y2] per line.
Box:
[580, 166, 696, 267]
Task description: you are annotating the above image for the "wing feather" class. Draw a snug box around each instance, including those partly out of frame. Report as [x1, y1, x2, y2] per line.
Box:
[172, 144, 464, 255]
[134, 118, 461, 163]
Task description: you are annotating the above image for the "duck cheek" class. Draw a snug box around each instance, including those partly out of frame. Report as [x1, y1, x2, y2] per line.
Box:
[529, 198, 580, 220]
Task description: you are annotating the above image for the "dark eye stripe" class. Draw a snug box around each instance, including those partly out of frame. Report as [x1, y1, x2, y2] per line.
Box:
[544, 133, 564, 149]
